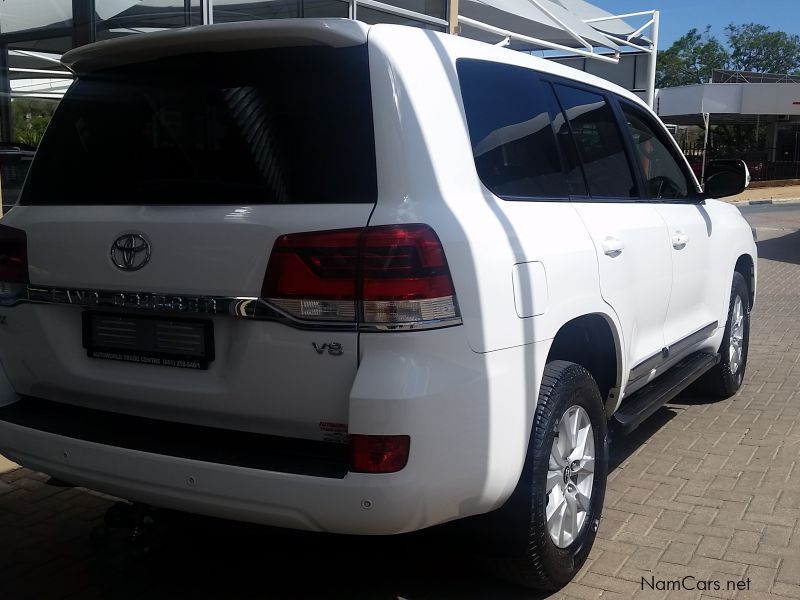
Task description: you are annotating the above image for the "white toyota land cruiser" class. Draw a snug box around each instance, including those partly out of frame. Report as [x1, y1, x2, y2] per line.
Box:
[0, 19, 756, 589]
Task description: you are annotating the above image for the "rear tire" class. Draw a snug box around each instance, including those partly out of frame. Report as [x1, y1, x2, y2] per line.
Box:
[697, 272, 750, 399]
[482, 360, 608, 589]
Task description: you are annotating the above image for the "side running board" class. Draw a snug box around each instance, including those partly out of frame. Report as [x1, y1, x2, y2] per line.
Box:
[613, 351, 720, 434]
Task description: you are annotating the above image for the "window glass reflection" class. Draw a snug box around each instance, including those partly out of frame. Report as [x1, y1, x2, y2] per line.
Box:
[554, 84, 637, 199]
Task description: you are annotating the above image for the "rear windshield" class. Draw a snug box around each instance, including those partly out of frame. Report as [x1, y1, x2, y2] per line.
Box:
[21, 45, 376, 206]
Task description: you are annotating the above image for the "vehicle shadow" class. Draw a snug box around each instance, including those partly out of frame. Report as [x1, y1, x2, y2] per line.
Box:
[755, 228, 800, 265]
[74, 410, 683, 600]
[84, 511, 546, 600]
[608, 406, 677, 472]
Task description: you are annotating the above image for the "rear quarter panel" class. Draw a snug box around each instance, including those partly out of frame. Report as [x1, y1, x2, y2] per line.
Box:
[366, 26, 621, 355]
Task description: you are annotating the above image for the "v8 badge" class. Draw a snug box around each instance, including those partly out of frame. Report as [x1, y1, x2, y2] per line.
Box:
[313, 342, 343, 356]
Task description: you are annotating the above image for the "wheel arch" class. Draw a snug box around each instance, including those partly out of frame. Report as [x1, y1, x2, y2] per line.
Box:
[545, 313, 623, 416]
[734, 253, 755, 309]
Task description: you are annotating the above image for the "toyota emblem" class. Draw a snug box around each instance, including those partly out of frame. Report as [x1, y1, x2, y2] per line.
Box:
[111, 234, 151, 271]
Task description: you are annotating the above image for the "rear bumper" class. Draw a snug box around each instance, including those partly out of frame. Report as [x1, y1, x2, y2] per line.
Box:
[0, 420, 425, 534]
[0, 330, 550, 534]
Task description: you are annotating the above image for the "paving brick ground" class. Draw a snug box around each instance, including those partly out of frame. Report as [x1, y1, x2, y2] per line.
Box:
[1, 228, 799, 599]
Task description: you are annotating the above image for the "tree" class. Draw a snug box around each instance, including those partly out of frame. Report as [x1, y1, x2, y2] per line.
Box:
[12, 98, 57, 148]
[725, 23, 800, 75]
[656, 27, 729, 88]
[657, 23, 800, 89]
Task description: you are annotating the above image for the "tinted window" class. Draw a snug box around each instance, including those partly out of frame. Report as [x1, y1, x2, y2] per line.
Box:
[457, 60, 567, 199]
[21, 46, 376, 206]
[553, 84, 637, 199]
[545, 83, 587, 196]
[621, 103, 692, 200]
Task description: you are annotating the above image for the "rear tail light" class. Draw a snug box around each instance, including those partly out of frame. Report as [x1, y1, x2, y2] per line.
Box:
[0, 224, 29, 300]
[262, 224, 460, 330]
[350, 434, 410, 473]
[263, 229, 359, 322]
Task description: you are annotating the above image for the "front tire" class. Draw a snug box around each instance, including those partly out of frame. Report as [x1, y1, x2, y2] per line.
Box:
[698, 272, 750, 398]
[484, 361, 608, 589]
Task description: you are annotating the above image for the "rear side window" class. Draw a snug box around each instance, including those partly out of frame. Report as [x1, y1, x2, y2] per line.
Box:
[21, 45, 376, 206]
[457, 59, 567, 200]
[553, 84, 637, 199]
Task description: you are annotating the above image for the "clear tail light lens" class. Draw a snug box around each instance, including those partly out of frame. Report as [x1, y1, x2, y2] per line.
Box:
[262, 224, 460, 330]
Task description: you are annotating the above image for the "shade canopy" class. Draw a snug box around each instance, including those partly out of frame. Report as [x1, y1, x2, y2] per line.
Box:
[551, 0, 644, 39]
[0, 0, 651, 101]
[459, 0, 625, 51]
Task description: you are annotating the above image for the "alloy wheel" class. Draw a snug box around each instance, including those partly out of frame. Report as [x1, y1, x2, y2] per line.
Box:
[546, 405, 595, 548]
[729, 295, 744, 375]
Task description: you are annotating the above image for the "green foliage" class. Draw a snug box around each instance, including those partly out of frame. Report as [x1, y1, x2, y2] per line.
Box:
[725, 23, 800, 74]
[12, 98, 58, 147]
[657, 23, 800, 88]
[709, 124, 758, 157]
[656, 27, 728, 88]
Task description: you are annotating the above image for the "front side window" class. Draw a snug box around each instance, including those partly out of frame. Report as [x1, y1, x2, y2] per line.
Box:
[457, 59, 567, 200]
[621, 103, 693, 200]
[553, 84, 637, 199]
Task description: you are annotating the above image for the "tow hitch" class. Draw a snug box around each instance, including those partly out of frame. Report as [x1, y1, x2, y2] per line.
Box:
[91, 502, 164, 566]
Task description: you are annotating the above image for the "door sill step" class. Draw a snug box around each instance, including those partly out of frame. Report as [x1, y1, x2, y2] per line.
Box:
[614, 351, 720, 434]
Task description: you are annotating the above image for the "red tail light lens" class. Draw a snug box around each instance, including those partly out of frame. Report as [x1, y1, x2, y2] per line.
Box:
[262, 224, 460, 329]
[0, 224, 29, 285]
[350, 434, 410, 473]
[262, 229, 360, 321]
[360, 225, 458, 326]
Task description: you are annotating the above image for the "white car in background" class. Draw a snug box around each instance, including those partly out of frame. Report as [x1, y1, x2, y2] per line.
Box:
[0, 20, 755, 589]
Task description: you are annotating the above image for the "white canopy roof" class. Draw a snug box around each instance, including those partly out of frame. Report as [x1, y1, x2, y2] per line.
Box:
[459, 0, 625, 51]
[550, 0, 643, 38]
[0, 0, 655, 101]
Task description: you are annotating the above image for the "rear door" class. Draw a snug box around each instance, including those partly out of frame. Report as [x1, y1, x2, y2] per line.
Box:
[548, 81, 673, 390]
[0, 43, 376, 442]
[617, 100, 720, 354]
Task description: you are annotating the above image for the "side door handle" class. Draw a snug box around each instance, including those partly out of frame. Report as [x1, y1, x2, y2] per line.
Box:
[601, 236, 625, 256]
[671, 231, 690, 249]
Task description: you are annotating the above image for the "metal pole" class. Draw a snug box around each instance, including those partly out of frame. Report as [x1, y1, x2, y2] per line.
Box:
[447, 0, 460, 35]
[202, 0, 214, 25]
[645, 10, 659, 109]
[72, 0, 96, 48]
[457, 16, 620, 64]
[701, 112, 710, 186]
[0, 45, 11, 144]
[184, 0, 193, 26]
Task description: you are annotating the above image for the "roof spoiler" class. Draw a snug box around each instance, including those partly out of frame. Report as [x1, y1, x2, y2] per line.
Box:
[62, 18, 369, 76]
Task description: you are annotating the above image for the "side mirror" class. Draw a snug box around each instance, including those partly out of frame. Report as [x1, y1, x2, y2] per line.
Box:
[704, 159, 750, 199]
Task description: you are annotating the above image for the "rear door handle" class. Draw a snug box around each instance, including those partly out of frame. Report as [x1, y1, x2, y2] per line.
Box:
[601, 236, 625, 256]
[671, 231, 689, 249]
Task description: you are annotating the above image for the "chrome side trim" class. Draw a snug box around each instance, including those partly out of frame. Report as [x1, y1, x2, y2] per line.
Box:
[0, 285, 462, 332]
[628, 348, 666, 385]
[628, 321, 719, 385]
[667, 321, 719, 358]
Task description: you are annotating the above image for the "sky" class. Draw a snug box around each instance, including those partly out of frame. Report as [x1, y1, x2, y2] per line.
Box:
[589, 0, 800, 50]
